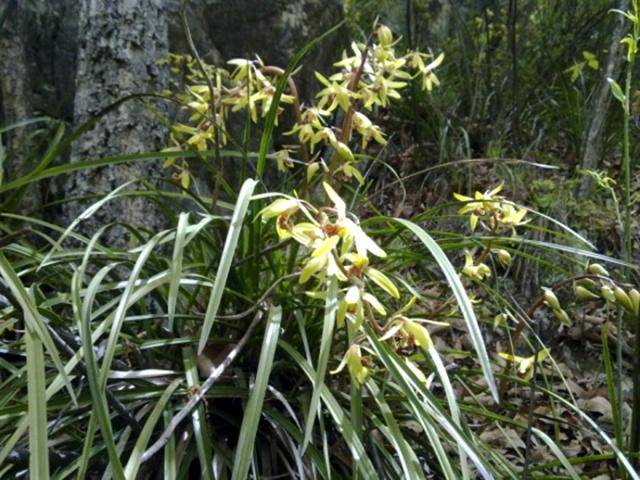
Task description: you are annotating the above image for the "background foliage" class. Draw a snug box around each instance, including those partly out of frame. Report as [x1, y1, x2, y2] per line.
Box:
[0, 0, 639, 478]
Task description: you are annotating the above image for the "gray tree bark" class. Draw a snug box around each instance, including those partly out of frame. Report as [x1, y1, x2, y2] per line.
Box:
[577, 0, 628, 200]
[1, 0, 342, 242]
[0, 0, 39, 211]
[62, 0, 169, 246]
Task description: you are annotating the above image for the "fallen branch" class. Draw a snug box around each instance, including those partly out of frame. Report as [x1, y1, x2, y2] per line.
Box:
[140, 308, 265, 463]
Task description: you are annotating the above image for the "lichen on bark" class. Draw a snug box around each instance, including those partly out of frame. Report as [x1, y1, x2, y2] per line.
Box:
[62, 0, 169, 246]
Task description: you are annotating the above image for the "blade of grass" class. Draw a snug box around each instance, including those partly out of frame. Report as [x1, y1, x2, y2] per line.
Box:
[302, 276, 338, 452]
[364, 324, 494, 479]
[231, 305, 283, 480]
[38, 181, 133, 269]
[602, 324, 625, 479]
[510, 376, 640, 480]
[124, 379, 182, 479]
[255, 21, 345, 178]
[279, 339, 378, 479]
[182, 346, 215, 480]
[99, 234, 165, 387]
[0, 271, 172, 467]
[0, 252, 77, 404]
[393, 218, 499, 402]
[168, 212, 189, 331]
[531, 428, 580, 480]
[424, 339, 470, 479]
[198, 178, 257, 354]
[0, 116, 51, 134]
[365, 380, 424, 480]
[25, 300, 49, 480]
[75, 267, 125, 480]
[163, 407, 177, 480]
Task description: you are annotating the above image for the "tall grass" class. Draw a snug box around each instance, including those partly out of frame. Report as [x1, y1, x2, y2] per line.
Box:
[0, 18, 638, 480]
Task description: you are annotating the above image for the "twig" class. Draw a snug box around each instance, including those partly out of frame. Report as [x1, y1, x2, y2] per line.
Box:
[217, 272, 298, 320]
[140, 308, 266, 463]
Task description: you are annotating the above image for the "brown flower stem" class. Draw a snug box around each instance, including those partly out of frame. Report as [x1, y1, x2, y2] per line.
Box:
[328, 34, 375, 175]
[260, 66, 309, 163]
[365, 301, 384, 334]
[498, 274, 622, 397]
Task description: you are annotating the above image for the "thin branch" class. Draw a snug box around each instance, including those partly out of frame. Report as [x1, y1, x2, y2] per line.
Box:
[140, 308, 266, 464]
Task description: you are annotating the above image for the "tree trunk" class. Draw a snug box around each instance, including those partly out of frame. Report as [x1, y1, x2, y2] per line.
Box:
[62, 0, 169, 246]
[0, 0, 40, 212]
[577, 0, 628, 200]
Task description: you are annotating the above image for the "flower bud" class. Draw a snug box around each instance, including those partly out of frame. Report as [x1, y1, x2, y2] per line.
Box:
[574, 285, 599, 300]
[576, 278, 597, 290]
[553, 308, 571, 326]
[600, 285, 616, 303]
[629, 289, 640, 317]
[495, 249, 512, 267]
[493, 313, 507, 329]
[587, 263, 609, 277]
[377, 25, 393, 46]
[614, 287, 633, 313]
[543, 288, 560, 310]
[334, 141, 354, 162]
[306, 162, 320, 182]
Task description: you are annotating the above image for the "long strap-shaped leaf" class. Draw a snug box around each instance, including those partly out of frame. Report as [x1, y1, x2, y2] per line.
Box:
[168, 212, 189, 330]
[124, 379, 182, 479]
[366, 380, 425, 480]
[364, 325, 494, 479]
[0, 252, 77, 405]
[198, 178, 257, 354]
[25, 296, 49, 480]
[255, 21, 345, 178]
[302, 276, 338, 452]
[279, 340, 378, 479]
[231, 305, 282, 480]
[393, 218, 499, 402]
[38, 181, 133, 270]
[0, 271, 173, 467]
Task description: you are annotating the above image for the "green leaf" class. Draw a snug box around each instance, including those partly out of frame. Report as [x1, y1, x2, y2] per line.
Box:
[608, 78, 627, 107]
[256, 20, 345, 178]
[231, 305, 282, 480]
[364, 325, 493, 479]
[38, 181, 134, 269]
[366, 380, 424, 480]
[182, 347, 214, 480]
[75, 263, 125, 480]
[25, 304, 49, 480]
[531, 428, 580, 480]
[302, 276, 338, 451]
[124, 379, 182, 479]
[99, 234, 165, 387]
[0, 252, 77, 405]
[168, 212, 189, 330]
[392, 219, 499, 402]
[198, 178, 257, 354]
[280, 340, 378, 479]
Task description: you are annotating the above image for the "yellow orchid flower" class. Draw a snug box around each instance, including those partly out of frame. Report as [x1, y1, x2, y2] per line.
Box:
[462, 251, 491, 281]
[331, 345, 370, 386]
[260, 197, 300, 220]
[499, 348, 550, 381]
